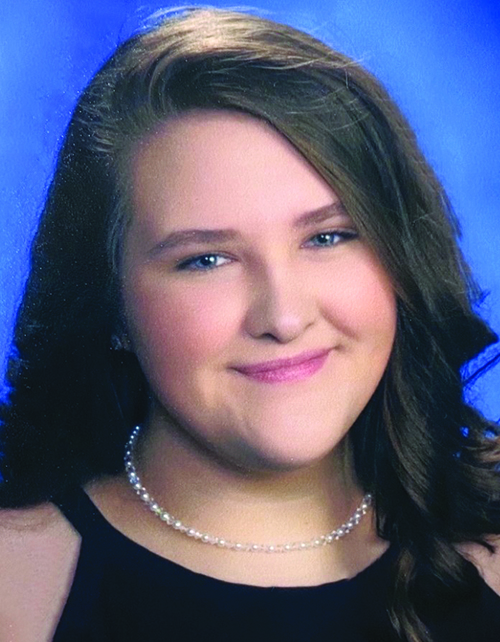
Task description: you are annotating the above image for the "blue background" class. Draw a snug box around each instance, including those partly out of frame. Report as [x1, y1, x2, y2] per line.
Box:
[1, 0, 499, 419]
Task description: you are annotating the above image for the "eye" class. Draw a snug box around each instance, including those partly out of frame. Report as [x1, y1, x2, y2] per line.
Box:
[175, 253, 231, 272]
[174, 229, 359, 273]
[305, 229, 359, 248]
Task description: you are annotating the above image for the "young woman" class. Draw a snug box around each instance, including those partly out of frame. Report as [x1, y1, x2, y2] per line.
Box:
[1, 7, 499, 642]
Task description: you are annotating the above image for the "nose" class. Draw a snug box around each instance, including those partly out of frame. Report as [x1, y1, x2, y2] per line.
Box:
[243, 264, 316, 343]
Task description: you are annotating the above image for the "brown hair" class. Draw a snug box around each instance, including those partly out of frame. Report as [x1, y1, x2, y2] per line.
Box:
[1, 8, 499, 641]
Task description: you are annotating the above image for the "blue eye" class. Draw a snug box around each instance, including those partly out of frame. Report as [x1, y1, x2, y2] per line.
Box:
[306, 230, 358, 247]
[176, 254, 230, 272]
[175, 230, 358, 273]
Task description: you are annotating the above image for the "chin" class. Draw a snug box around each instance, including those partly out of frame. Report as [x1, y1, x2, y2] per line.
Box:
[214, 434, 341, 475]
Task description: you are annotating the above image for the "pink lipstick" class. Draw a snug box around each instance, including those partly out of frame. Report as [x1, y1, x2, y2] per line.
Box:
[233, 349, 331, 384]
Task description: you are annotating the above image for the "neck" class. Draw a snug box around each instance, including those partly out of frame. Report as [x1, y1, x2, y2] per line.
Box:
[87, 410, 388, 587]
[132, 409, 364, 546]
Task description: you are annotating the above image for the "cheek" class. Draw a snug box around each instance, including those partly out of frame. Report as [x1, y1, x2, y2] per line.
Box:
[124, 277, 241, 373]
[325, 255, 397, 344]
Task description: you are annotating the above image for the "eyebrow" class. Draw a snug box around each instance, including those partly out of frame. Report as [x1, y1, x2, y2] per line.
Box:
[150, 201, 349, 255]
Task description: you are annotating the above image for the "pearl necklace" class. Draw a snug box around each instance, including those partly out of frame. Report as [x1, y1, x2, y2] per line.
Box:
[125, 425, 372, 553]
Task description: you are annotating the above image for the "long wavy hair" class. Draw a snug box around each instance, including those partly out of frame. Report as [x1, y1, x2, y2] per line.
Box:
[1, 7, 499, 641]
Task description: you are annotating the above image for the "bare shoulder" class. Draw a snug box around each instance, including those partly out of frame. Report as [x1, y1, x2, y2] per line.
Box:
[460, 537, 500, 597]
[0, 501, 81, 642]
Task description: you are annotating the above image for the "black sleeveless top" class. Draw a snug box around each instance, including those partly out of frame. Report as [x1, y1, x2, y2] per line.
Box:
[52, 486, 500, 641]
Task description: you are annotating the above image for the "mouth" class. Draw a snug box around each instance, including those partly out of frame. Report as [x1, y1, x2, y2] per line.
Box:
[232, 349, 331, 384]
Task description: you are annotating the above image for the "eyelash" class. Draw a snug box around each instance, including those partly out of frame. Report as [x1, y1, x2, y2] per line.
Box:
[175, 229, 359, 273]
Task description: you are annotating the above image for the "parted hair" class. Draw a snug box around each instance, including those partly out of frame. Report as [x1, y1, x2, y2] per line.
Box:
[1, 7, 499, 641]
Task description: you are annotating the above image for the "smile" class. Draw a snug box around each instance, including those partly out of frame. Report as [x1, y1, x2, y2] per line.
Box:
[232, 349, 331, 384]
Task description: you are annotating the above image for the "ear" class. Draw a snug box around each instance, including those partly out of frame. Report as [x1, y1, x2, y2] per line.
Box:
[459, 538, 500, 597]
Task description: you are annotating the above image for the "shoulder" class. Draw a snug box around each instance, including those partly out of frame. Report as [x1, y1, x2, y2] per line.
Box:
[460, 537, 500, 597]
[0, 502, 81, 642]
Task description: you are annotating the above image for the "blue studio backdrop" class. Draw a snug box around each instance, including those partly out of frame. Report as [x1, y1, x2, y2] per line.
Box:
[1, 0, 499, 419]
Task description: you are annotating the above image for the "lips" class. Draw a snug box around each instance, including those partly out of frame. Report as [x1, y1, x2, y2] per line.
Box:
[232, 349, 331, 383]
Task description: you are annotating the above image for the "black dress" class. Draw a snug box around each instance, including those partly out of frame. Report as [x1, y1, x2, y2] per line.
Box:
[51, 486, 500, 641]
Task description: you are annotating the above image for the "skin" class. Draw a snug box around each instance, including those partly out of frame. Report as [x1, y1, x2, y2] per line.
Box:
[123, 110, 397, 466]
[110, 109, 398, 583]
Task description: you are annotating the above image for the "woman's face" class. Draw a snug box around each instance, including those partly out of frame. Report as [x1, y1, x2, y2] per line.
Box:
[122, 110, 397, 472]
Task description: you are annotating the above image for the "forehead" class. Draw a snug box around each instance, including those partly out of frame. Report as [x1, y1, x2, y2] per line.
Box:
[128, 109, 339, 232]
